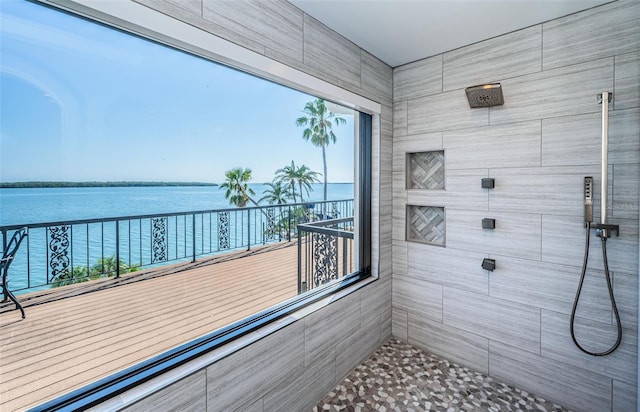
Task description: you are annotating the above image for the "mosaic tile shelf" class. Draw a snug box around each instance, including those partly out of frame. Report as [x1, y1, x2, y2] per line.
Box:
[408, 151, 445, 190]
[407, 206, 445, 246]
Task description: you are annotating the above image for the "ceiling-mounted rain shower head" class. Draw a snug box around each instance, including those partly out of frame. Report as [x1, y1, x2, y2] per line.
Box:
[465, 83, 504, 108]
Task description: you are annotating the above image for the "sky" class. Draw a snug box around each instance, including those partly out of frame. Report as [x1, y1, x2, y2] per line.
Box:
[0, 1, 356, 184]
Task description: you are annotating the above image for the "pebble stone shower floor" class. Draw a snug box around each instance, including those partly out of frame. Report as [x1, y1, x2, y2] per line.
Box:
[314, 339, 572, 412]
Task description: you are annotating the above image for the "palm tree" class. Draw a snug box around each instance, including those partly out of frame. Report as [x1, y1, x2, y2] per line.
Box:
[296, 99, 346, 202]
[293, 163, 321, 203]
[219, 167, 259, 207]
[275, 161, 300, 203]
[259, 181, 290, 205]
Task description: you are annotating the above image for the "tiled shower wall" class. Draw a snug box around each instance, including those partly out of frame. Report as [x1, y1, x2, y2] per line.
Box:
[392, 1, 639, 411]
[90, 0, 393, 410]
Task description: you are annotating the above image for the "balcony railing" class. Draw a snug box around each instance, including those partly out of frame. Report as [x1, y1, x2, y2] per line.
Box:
[297, 217, 355, 293]
[0, 199, 354, 294]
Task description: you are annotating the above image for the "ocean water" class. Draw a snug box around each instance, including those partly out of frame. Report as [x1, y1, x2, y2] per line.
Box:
[0, 184, 354, 293]
[0, 183, 354, 226]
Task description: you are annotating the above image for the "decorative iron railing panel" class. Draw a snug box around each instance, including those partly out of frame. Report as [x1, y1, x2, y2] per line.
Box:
[151, 217, 168, 263]
[218, 212, 230, 250]
[47, 225, 71, 283]
[297, 217, 355, 293]
[0, 199, 354, 294]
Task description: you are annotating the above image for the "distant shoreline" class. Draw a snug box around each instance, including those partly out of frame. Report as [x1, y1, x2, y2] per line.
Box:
[0, 181, 219, 189]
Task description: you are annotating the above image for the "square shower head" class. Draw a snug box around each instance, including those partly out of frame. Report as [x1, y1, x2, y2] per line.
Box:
[465, 83, 504, 108]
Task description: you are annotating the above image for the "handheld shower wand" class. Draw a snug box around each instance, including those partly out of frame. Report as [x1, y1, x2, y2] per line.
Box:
[570, 93, 622, 356]
[583, 177, 593, 226]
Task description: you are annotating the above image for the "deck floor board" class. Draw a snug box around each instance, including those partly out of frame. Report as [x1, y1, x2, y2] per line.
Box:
[0, 242, 299, 411]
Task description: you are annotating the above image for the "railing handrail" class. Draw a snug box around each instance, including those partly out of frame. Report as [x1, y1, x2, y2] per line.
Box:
[297, 217, 354, 238]
[0, 199, 354, 231]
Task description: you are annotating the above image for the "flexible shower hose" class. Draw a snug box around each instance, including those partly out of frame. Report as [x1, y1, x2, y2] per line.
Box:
[570, 222, 622, 356]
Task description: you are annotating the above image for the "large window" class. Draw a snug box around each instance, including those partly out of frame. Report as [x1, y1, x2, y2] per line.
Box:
[0, 1, 372, 410]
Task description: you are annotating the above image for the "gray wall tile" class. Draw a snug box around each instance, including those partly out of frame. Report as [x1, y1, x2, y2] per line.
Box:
[541, 310, 637, 386]
[392, 275, 442, 322]
[443, 288, 540, 354]
[304, 294, 361, 365]
[443, 26, 541, 92]
[407, 242, 488, 295]
[614, 51, 640, 110]
[263, 346, 335, 412]
[393, 101, 408, 137]
[361, 50, 393, 104]
[615, 271, 639, 332]
[393, 55, 442, 101]
[395, 132, 443, 155]
[613, 379, 638, 412]
[408, 89, 489, 134]
[392, 151, 405, 183]
[489, 58, 613, 125]
[391, 195, 407, 241]
[488, 166, 599, 216]
[408, 313, 489, 374]
[360, 278, 392, 326]
[202, 0, 303, 65]
[392, 240, 408, 277]
[237, 397, 263, 412]
[391, 306, 408, 341]
[135, 0, 265, 54]
[490, 257, 613, 324]
[444, 121, 541, 170]
[381, 104, 394, 143]
[446, 210, 541, 260]
[303, 15, 360, 90]
[612, 163, 640, 219]
[542, 108, 640, 166]
[123, 371, 206, 412]
[542, 0, 640, 70]
[610, 108, 640, 165]
[206, 322, 305, 411]
[407, 168, 489, 211]
[541, 215, 639, 275]
[489, 341, 612, 412]
[381, 303, 393, 342]
[335, 316, 382, 381]
[166, 0, 202, 16]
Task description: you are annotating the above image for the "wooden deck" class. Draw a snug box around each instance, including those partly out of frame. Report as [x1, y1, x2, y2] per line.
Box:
[0, 241, 299, 411]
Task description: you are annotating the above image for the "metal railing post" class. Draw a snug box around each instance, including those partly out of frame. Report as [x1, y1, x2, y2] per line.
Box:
[342, 234, 347, 276]
[297, 228, 302, 294]
[288, 205, 292, 242]
[247, 209, 251, 251]
[1, 228, 6, 300]
[192, 213, 196, 263]
[115, 221, 120, 278]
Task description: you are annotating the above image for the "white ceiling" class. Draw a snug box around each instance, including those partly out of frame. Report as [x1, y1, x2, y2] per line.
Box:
[289, 0, 612, 67]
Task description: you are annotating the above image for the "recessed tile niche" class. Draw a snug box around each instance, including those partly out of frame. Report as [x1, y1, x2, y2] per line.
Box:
[406, 150, 446, 246]
[407, 205, 446, 246]
[407, 151, 445, 190]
